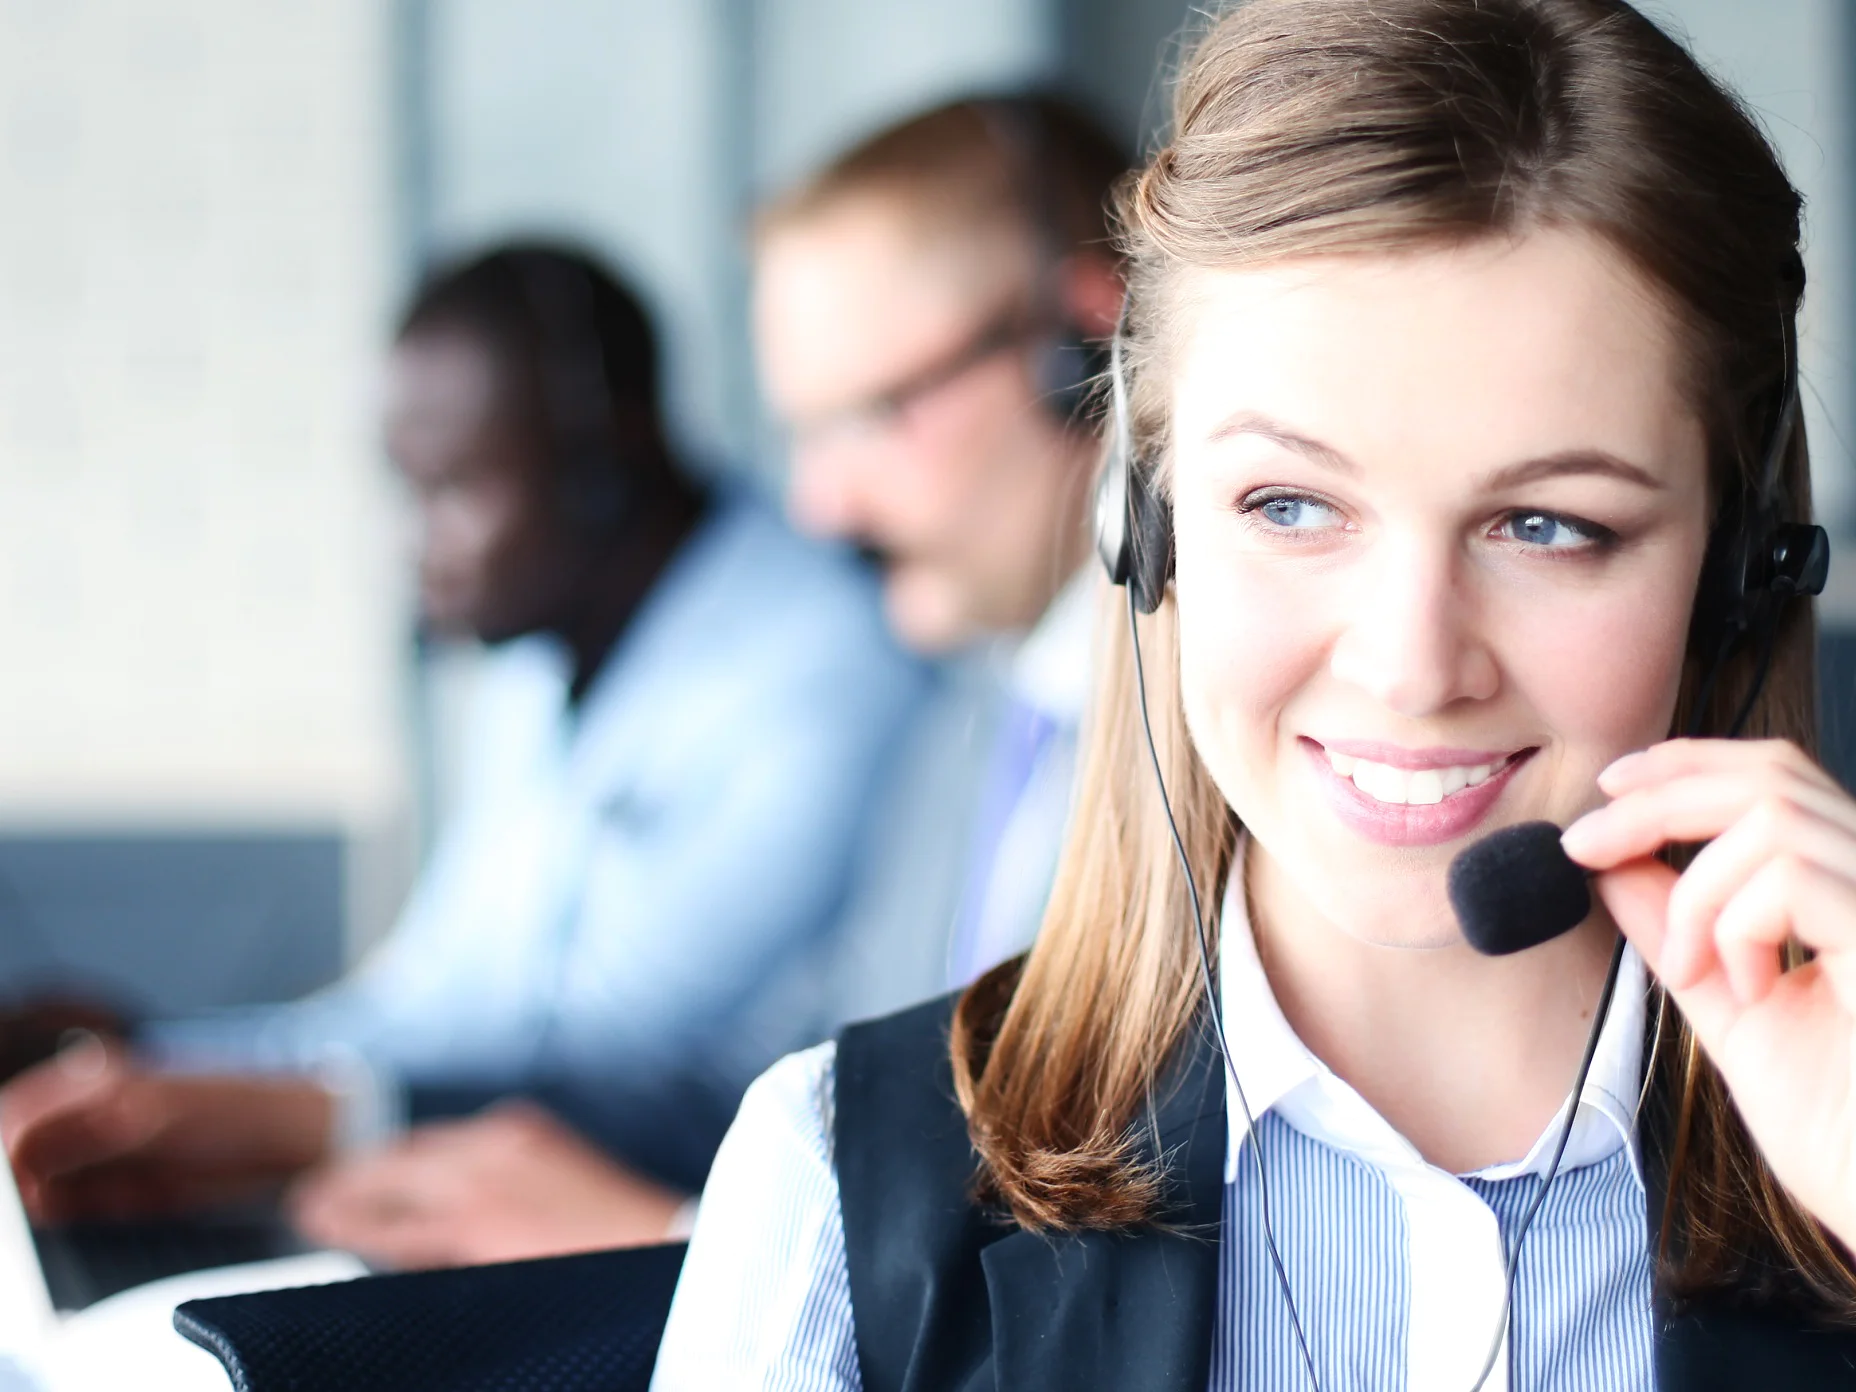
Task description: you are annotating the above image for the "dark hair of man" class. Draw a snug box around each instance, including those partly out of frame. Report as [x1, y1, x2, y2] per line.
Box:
[396, 242, 692, 518]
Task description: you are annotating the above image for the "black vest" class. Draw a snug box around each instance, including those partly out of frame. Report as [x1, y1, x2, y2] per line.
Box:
[835, 992, 1856, 1392]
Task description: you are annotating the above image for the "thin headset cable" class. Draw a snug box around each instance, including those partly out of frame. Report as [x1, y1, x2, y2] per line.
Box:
[1126, 589, 1323, 1392]
[1468, 933, 1625, 1392]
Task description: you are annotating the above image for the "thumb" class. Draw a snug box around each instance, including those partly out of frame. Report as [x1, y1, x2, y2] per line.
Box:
[1592, 858, 1677, 977]
[1594, 856, 1738, 1050]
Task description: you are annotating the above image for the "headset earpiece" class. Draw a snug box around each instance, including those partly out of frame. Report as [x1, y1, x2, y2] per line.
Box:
[1093, 325, 1173, 613]
[1037, 331, 1110, 430]
[512, 253, 637, 541]
[1689, 310, 1826, 670]
[977, 96, 1115, 436]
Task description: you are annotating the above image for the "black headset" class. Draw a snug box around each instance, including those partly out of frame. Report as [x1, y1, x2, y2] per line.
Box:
[976, 96, 1112, 432]
[509, 252, 638, 538]
[1096, 278, 1830, 681]
[1093, 319, 1175, 614]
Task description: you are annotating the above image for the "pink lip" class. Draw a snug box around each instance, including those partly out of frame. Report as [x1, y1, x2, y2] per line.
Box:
[1315, 738, 1521, 770]
[1301, 738, 1535, 847]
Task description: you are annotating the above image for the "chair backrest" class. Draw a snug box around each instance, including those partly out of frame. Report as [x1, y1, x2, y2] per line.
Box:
[174, 1242, 686, 1392]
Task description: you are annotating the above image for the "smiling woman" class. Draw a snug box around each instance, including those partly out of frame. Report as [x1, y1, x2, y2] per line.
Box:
[649, 2, 1856, 1390]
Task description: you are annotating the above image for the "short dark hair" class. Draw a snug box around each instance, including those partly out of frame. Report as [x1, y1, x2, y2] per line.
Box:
[397, 242, 681, 503]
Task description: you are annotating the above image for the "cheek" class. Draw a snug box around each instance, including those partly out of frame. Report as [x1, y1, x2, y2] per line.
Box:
[1174, 531, 1326, 807]
[906, 368, 1047, 519]
[1499, 564, 1696, 760]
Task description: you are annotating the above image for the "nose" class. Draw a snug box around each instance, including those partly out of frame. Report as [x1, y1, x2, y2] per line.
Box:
[1327, 533, 1499, 716]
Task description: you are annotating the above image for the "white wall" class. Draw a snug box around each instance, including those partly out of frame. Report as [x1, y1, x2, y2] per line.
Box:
[751, 0, 1056, 194]
[1647, 0, 1855, 577]
[423, 0, 750, 467]
[0, 1, 412, 939]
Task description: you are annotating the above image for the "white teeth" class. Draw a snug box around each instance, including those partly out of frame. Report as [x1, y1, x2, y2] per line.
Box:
[1351, 762, 1408, 804]
[1407, 770, 1444, 806]
[1330, 751, 1510, 806]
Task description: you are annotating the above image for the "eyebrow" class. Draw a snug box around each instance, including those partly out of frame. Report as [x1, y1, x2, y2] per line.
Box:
[1207, 410, 1667, 492]
[1209, 411, 1357, 474]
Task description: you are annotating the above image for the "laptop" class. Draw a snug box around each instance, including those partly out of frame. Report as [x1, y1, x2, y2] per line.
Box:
[0, 1146, 316, 1353]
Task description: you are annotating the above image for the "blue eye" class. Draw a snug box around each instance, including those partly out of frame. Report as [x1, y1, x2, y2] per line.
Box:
[1502, 511, 1603, 549]
[1255, 495, 1339, 530]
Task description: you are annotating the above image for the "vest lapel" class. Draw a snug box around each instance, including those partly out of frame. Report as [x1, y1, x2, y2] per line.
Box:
[981, 1022, 1227, 1392]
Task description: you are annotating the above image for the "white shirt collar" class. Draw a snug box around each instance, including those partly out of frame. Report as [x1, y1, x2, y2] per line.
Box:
[1003, 568, 1096, 728]
[1217, 834, 1647, 1188]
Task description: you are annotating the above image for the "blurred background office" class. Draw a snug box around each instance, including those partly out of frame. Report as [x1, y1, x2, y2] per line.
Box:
[0, 0, 1851, 1019]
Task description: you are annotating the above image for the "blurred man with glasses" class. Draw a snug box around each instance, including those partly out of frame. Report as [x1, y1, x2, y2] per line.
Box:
[753, 94, 1129, 1017]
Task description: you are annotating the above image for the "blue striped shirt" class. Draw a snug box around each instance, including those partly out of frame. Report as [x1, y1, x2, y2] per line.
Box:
[652, 853, 1654, 1391]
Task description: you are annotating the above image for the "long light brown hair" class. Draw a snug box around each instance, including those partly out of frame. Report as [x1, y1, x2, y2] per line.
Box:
[951, 0, 1854, 1311]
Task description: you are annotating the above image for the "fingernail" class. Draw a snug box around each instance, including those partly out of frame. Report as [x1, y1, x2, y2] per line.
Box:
[56, 1031, 109, 1083]
[1598, 751, 1645, 791]
[1560, 814, 1601, 860]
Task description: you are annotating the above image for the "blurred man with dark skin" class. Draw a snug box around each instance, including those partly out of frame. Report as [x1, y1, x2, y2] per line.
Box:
[0, 94, 1126, 1269]
[0, 245, 924, 1267]
[306, 97, 1129, 1258]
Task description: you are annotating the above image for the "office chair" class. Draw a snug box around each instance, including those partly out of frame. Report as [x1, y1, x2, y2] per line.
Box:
[173, 1241, 685, 1392]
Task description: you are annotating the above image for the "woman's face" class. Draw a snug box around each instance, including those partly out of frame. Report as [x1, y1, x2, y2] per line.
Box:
[1169, 231, 1712, 947]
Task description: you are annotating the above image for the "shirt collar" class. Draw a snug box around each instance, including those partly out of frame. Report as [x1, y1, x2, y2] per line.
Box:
[1217, 834, 1646, 1188]
[1003, 568, 1095, 727]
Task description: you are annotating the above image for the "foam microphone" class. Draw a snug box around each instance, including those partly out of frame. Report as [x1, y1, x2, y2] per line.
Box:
[1447, 820, 1592, 956]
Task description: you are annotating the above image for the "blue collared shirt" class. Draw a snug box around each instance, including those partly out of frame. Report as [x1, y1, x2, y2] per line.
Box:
[146, 488, 927, 1184]
[650, 840, 1653, 1388]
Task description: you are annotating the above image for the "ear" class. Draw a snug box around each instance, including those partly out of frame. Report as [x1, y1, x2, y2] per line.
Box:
[1059, 253, 1126, 340]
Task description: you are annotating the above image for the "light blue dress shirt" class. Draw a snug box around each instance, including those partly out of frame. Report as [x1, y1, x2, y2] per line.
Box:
[145, 488, 926, 1187]
[650, 838, 1652, 1389]
[812, 569, 1096, 1034]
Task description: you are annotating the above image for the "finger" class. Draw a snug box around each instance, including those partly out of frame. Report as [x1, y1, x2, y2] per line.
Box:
[1712, 858, 1792, 1005]
[292, 1182, 461, 1270]
[1, 1042, 125, 1149]
[289, 1149, 458, 1242]
[348, 1220, 465, 1271]
[1661, 799, 1856, 987]
[1599, 739, 1834, 797]
[400, 1118, 479, 1153]
[1714, 856, 1856, 1009]
[1595, 858, 1741, 1052]
[8, 1075, 158, 1186]
[1563, 770, 1856, 872]
[31, 1156, 287, 1223]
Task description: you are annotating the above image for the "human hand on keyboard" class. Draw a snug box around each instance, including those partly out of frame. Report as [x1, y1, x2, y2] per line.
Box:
[0, 1035, 335, 1222]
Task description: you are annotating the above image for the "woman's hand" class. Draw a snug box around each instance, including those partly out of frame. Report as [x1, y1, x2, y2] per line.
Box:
[1561, 738, 1856, 1248]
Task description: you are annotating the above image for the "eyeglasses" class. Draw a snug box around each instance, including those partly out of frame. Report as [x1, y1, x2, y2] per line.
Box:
[792, 311, 1034, 448]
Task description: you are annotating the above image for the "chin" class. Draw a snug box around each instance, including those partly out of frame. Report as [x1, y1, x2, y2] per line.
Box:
[884, 572, 978, 655]
[1246, 806, 1469, 948]
[1341, 881, 1463, 949]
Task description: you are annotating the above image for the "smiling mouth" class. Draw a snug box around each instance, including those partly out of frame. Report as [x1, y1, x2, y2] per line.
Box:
[1321, 747, 1535, 806]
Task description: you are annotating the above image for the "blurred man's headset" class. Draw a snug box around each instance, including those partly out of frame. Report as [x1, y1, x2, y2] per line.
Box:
[509, 251, 638, 538]
[1096, 265, 1830, 685]
[975, 95, 1113, 432]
